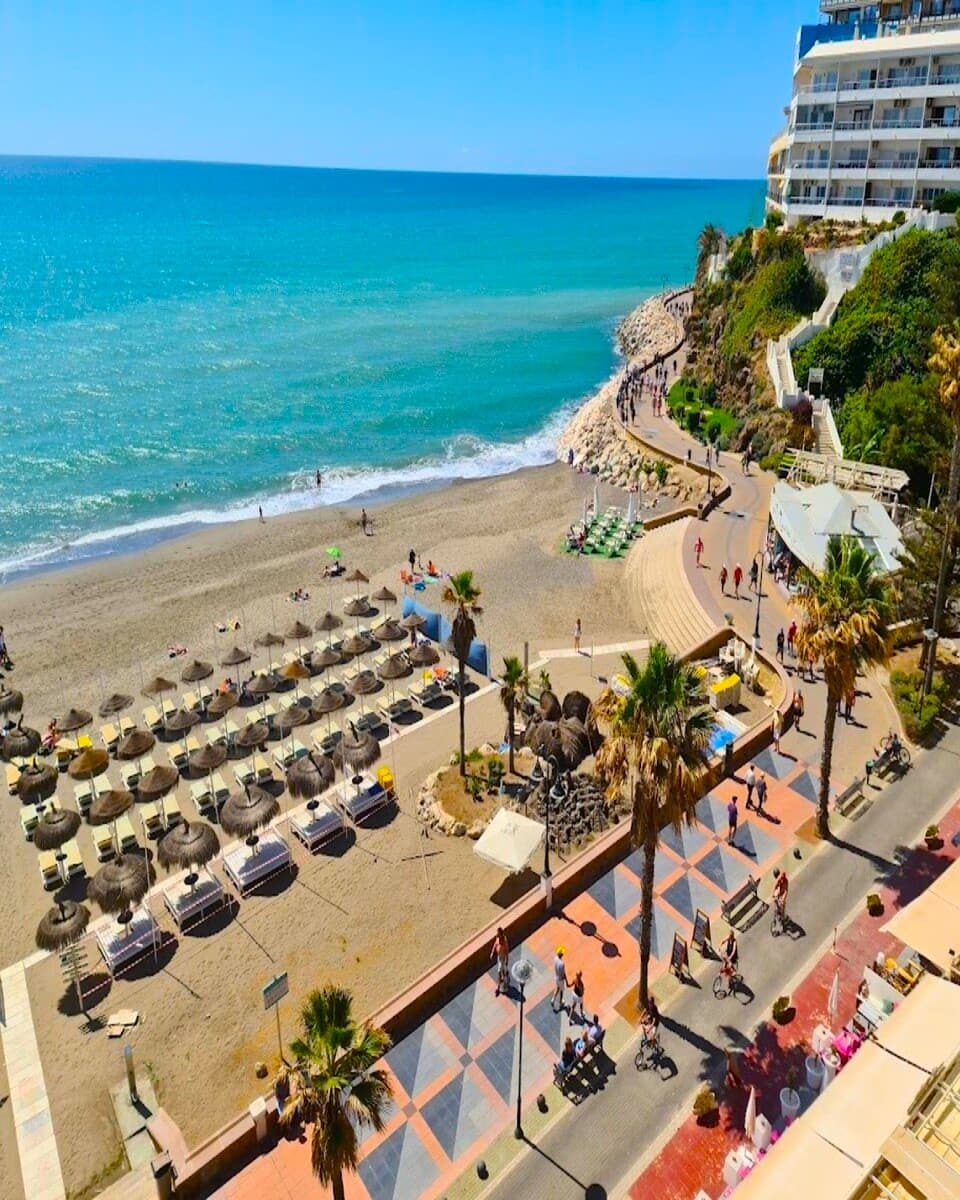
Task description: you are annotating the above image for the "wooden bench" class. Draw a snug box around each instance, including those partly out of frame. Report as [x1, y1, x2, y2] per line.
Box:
[553, 1031, 606, 1094]
[835, 776, 867, 818]
[721, 876, 764, 931]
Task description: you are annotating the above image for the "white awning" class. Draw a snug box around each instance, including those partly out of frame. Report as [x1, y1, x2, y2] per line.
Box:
[474, 808, 544, 874]
[882, 859, 960, 975]
[771, 481, 903, 574]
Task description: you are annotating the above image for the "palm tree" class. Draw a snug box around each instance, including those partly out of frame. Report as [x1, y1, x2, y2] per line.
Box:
[441, 570, 483, 777]
[925, 322, 960, 691]
[794, 536, 892, 840]
[593, 643, 711, 1008]
[499, 655, 528, 775]
[276, 986, 392, 1200]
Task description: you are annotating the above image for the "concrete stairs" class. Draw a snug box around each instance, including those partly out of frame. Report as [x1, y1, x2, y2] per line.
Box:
[625, 517, 718, 656]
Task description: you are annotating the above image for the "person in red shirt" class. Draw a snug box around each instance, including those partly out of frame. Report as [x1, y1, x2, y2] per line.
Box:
[733, 563, 743, 598]
[694, 536, 704, 567]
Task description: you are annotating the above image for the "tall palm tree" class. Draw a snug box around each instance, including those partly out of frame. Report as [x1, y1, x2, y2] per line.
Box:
[794, 536, 892, 840]
[925, 322, 960, 691]
[276, 986, 392, 1200]
[499, 655, 528, 775]
[442, 570, 483, 777]
[593, 643, 711, 1008]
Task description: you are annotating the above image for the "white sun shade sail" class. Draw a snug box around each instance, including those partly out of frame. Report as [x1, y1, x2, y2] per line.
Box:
[474, 808, 545, 874]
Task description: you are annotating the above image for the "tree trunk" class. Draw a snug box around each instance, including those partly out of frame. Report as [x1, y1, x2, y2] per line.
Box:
[332, 1169, 346, 1200]
[925, 428, 960, 690]
[817, 683, 840, 840]
[637, 820, 658, 1009]
[507, 698, 515, 775]
[458, 658, 467, 777]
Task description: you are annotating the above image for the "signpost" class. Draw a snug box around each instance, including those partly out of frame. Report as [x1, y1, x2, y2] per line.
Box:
[263, 972, 289, 1064]
[669, 933, 689, 980]
[692, 908, 712, 956]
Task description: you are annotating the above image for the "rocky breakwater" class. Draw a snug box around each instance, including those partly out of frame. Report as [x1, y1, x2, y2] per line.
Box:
[556, 292, 694, 495]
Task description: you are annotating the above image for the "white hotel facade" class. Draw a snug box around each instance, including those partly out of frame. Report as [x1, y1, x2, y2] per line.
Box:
[768, 1, 960, 223]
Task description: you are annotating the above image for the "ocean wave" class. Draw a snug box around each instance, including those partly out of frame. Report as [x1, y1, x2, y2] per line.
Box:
[0, 404, 577, 580]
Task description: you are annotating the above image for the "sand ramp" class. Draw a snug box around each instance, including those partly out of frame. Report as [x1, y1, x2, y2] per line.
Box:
[625, 516, 717, 656]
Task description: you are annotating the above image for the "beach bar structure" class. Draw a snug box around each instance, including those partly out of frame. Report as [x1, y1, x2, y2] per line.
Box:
[731, 974, 960, 1199]
[769, 481, 904, 577]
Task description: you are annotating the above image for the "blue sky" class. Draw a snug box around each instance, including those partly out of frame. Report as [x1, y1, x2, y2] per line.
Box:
[0, 1, 812, 178]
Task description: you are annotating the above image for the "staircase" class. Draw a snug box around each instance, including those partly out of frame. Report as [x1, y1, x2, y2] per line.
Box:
[625, 517, 717, 656]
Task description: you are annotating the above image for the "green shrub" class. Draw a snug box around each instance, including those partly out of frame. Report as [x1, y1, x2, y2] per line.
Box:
[685, 407, 701, 433]
[693, 1087, 718, 1118]
[932, 191, 960, 213]
[889, 667, 945, 740]
[653, 459, 669, 486]
[705, 416, 724, 444]
[759, 452, 784, 473]
[892, 210, 907, 227]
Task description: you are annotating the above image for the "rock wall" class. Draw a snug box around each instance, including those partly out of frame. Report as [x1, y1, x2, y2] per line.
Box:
[616, 292, 685, 361]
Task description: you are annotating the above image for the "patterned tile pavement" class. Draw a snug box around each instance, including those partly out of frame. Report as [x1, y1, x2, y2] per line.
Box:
[212, 739, 833, 1200]
[627, 796, 960, 1200]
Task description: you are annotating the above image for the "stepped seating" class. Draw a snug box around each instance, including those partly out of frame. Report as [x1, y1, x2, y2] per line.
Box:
[625, 516, 717, 656]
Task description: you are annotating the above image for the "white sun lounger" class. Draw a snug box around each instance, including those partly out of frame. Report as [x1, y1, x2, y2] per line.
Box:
[289, 801, 345, 852]
[96, 910, 162, 976]
[222, 831, 292, 895]
[161, 872, 226, 929]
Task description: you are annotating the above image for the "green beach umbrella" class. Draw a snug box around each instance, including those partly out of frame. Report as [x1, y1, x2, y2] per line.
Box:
[325, 546, 342, 560]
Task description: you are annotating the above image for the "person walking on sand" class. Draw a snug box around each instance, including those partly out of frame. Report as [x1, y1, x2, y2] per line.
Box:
[258, 504, 265, 523]
[733, 563, 743, 598]
[574, 617, 582, 655]
[360, 508, 369, 535]
[793, 689, 804, 733]
[694, 535, 704, 567]
[491, 927, 510, 996]
[727, 795, 739, 845]
[552, 947, 569, 1012]
[776, 628, 785, 663]
[571, 969, 586, 1022]
[772, 707, 782, 754]
[744, 763, 757, 810]
[719, 564, 728, 595]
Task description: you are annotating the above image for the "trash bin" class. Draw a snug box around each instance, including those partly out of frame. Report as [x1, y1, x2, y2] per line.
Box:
[780, 1087, 801, 1125]
[805, 1055, 824, 1092]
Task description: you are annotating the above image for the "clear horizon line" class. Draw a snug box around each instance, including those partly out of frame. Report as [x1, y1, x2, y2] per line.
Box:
[0, 150, 765, 184]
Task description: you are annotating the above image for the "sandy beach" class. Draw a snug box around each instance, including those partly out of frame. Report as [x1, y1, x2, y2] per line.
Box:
[0, 458, 653, 1198]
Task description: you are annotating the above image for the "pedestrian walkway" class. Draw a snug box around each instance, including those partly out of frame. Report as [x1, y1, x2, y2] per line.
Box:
[625, 517, 719, 655]
[213, 725, 831, 1200]
[628, 795, 960, 1200]
[0, 960, 65, 1200]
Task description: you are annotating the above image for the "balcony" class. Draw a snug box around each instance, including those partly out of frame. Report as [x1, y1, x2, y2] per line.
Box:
[931, 70, 960, 87]
[925, 115, 960, 127]
[869, 156, 919, 169]
[874, 117, 924, 130]
[835, 119, 873, 131]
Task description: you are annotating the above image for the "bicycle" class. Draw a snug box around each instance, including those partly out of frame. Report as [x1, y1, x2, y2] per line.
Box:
[878, 732, 911, 769]
[634, 1029, 663, 1071]
[713, 963, 743, 999]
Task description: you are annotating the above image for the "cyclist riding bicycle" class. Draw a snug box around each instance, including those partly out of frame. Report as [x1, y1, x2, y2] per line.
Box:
[878, 729, 902, 759]
[721, 930, 739, 977]
[641, 995, 661, 1046]
[772, 868, 789, 919]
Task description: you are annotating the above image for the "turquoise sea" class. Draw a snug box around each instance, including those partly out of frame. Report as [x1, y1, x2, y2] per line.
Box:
[0, 158, 763, 576]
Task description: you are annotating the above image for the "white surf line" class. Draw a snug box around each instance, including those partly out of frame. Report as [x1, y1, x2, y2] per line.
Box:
[0, 962, 66, 1200]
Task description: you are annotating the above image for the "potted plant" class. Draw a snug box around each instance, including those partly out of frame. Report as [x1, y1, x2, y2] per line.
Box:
[693, 1086, 718, 1125]
[772, 995, 792, 1025]
[866, 893, 884, 916]
[486, 758, 505, 795]
[924, 824, 941, 850]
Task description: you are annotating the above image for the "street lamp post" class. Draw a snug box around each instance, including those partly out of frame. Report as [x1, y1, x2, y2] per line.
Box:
[511, 957, 534, 1139]
[752, 550, 765, 648]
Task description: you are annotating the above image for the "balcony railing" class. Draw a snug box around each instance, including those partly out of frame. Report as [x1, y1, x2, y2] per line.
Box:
[932, 71, 960, 86]
[833, 159, 868, 169]
[878, 73, 928, 89]
[835, 119, 873, 130]
[807, 80, 839, 93]
[869, 157, 919, 169]
[874, 117, 924, 129]
[925, 115, 960, 127]
[824, 196, 866, 207]
[794, 120, 834, 131]
[864, 196, 914, 207]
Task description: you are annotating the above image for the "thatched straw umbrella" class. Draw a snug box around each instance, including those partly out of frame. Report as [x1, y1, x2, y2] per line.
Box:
[286, 620, 313, 658]
[116, 728, 155, 762]
[34, 806, 82, 851]
[334, 725, 381, 781]
[312, 687, 345, 741]
[235, 721, 269, 752]
[409, 643, 440, 668]
[220, 784, 279, 849]
[0, 679, 23, 717]
[142, 675, 177, 720]
[311, 645, 342, 671]
[36, 900, 91, 1010]
[89, 787, 135, 858]
[254, 631, 285, 650]
[374, 619, 405, 643]
[344, 596, 371, 619]
[341, 632, 369, 660]
[316, 611, 342, 635]
[157, 819, 220, 888]
[287, 752, 335, 811]
[138, 764, 179, 803]
[68, 746, 110, 803]
[181, 659, 214, 684]
[373, 585, 397, 610]
[89, 854, 152, 927]
[561, 691, 592, 724]
[538, 689, 562, 722]
[281, 659, 311, 702]
[221, 645, 251, 688]
[2, 717, 41, 760]
[57, 707, 92, 734]
[17, 761, 59, 804]
[189, 744, 227, 809]
[99, 692, 132, 718]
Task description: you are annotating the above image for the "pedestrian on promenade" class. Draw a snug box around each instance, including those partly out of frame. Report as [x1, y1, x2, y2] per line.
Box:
[787, 620, 797, 657]
[552, 947, 569, 1012]
[843, 689, 856, 723]
[776, 628, 785, 662]
[755, 772, 768, 816]
[492, 927, 510, 996]
[720, 564, 728, 594]
[749, 560, 759, 592]
[574, 617, 582, 655]
[695, 535, 704, 567]
[793, 689, 804, 733]
[733, 563, 743, 598]
[571, 969, 586, 1021]
[744, 763, 757, 810]
[727, 795, 739, 845]
[772, 708, 782, 754]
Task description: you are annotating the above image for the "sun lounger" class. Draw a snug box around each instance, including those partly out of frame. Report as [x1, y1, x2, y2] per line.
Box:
[172, 734, 201, 769]
[55, 738, 78, 768]
[313, 730, 342, 757]
[6, 762, 22, 796]
[379, 697, 415, 723]
[20, 799, 52, 840]
[162, 792, 183, 827]
[121, 761, 142, 790]
[162, 872, 226, 929]
[272, 742, 306, 772]
[74, 780, 94, 811]
[140, 801, 164, 839]
[63, 839, 85, 880]
[222, 831, 292, 896]
[190, 777, 213, 813]
[100, 723, 120, 752]
[119, 716, 135, 737]
[198, 685, 213, 706]
[96, 910, 161, 975]
[334, 777, 389, 823]
[234, 761, 255, 788]
[114, 812, 139, 852]
[409, 680, 444, 707]
[94, 823, 118, 861]
[142, 706, 163, 733]
[38, 849, 61, 889]
[205, 725, 227, 747]
[289, 801, 345, 852]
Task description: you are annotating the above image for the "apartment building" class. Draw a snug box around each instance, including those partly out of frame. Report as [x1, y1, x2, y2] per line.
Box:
[768, 1, 960, 223]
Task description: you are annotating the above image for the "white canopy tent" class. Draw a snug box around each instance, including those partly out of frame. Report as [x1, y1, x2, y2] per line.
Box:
[770, 481, 903, 575]
[882, 858, 960, 975]
[474, 808, 545, 874]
